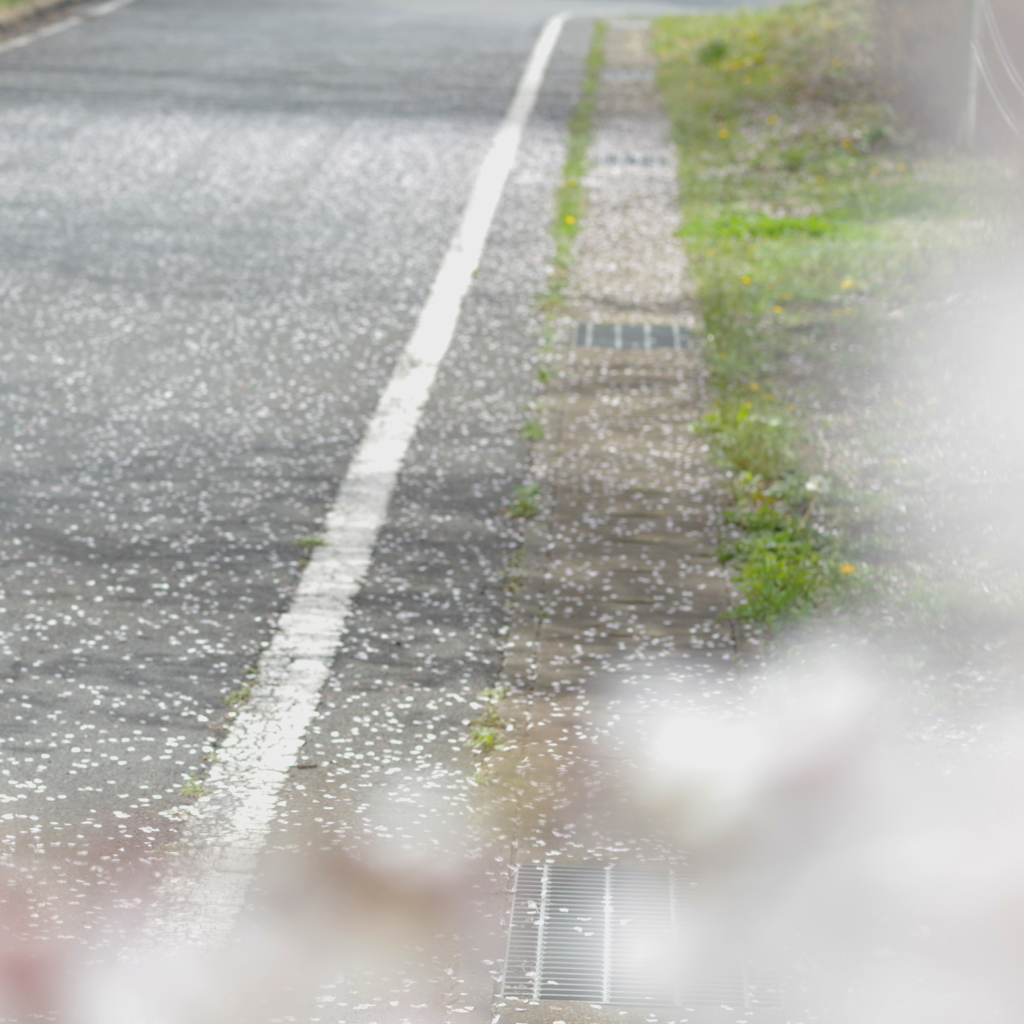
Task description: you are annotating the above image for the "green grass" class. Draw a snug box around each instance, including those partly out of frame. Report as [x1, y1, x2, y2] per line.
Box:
[511, 21, 606, 537]
[503, 547, 525, 594]
[511, 21, 605, 536]
[224, 682, 252, 710]
[541, 19, 607, 312]
[179, 774, 207, 799]
[520, 417, 545, 441]
[506, 483, 541, 520]
[654, 0, 1014, 628]
[466, 687, 509, 753]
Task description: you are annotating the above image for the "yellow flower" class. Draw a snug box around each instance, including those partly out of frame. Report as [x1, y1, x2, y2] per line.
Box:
[832, 58, 843, 68]
[766, 114, 778, 126]
[718, 127, 730, 139]
[740, 275, 752, 285]
[841, 278, 855, 290]
[897, 162, 907, 173]
[840, 563, 856, 575]
[564, 214, 575, 225]
[773, 305, 784, 314]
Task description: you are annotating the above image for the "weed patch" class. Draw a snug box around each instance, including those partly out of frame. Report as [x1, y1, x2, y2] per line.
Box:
[225, 682, 252, 711]
[179, 774, 207, 800]
[466, 687, 509, 753]
[540, 20, 607, 312]
[506, 483, 541, 520]
[654, 0, 1017, 631]
[503, 547, 524, 593]
[520, 417, 545, 441]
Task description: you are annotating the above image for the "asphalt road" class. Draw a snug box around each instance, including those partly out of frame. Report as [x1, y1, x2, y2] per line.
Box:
[0, 0, 747, 957]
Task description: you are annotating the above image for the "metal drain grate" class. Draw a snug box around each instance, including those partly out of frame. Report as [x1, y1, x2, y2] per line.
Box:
[502, 864, 780, 1008]
[576, 323, 690, 351]
[601, 69, 657, 84]
[594, 153, 670, 167]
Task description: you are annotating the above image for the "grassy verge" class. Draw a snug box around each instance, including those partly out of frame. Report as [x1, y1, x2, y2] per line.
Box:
[541, 19, 607, 313]
[0, 0, 62, 17]
[653, 0, 1019, 632]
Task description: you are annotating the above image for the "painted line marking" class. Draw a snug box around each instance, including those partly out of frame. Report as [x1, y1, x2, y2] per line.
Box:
[0, 0, 138, 54]
[141, 11, 570, 955]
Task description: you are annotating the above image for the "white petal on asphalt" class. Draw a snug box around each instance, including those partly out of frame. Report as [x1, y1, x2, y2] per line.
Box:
[140, 12, 570, 956]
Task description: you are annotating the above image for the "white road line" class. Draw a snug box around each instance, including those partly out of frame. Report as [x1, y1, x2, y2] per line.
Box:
[142, 11, 569, 954]
[0, 0, 137, 54]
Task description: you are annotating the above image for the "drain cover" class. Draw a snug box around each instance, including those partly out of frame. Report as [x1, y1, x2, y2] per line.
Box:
[594, 153, 670, 167]
[576, 323, 690, 351]
[601, 69, 657, 84]
[501, 864, 780, 1008]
